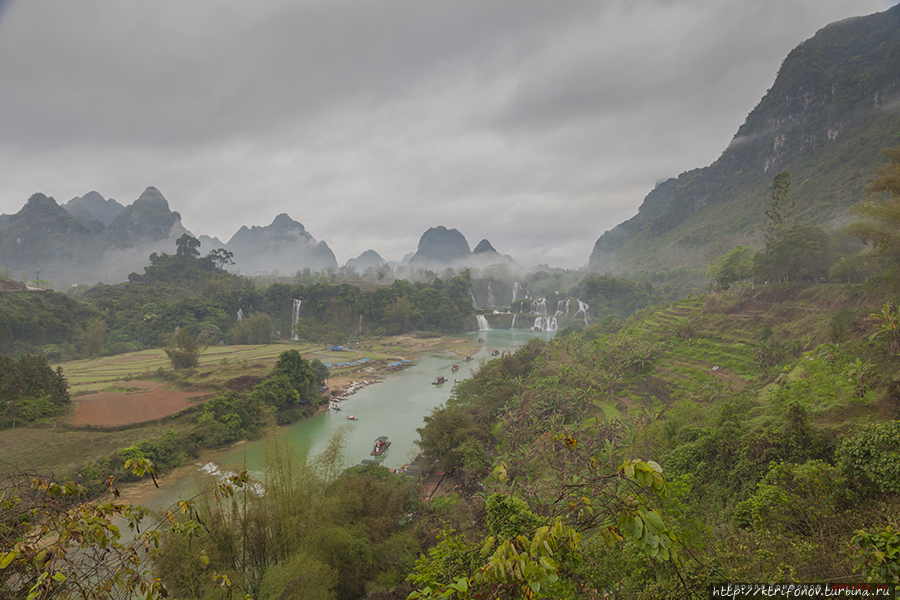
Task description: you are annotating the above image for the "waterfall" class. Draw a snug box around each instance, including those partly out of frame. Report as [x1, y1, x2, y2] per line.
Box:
[512, 282, 527, 304]
[511, 314, 517, 329]
[237, 308, 244, 322]
[556, 298, 570, 316]
[476, 315, 491, 330]
[358, 313, 363, 336]
[468, 289, 478, 309]
[487, 281, 495, 307]
[291, 299, 301, 340]
[573, 299, 591, 326]
[531, 316, 558, 332]
[530, 298, 547, 315]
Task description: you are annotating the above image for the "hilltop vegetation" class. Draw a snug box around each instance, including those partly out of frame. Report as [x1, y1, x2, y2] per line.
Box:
[591, 4, 900, 277]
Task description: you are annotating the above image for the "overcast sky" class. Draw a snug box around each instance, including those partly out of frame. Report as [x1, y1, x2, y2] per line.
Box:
[0, 0, 895, 269]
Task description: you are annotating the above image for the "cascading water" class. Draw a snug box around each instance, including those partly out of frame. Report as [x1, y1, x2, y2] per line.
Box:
[476, 315, 491, 330]
[511, 314, 518, 329]
[291, 299, 301, 340]
[556, 299, 571, 316]
[358, 313, 363, 336]
[531, 316, 558, 332]
[512, 282, 527, 304]
[237, 308, 244, 322]
[468, 289, 477, 309]
[573, 300, 591, 326]
[487, 281, 495, 307]
[530, 298, 547, 315]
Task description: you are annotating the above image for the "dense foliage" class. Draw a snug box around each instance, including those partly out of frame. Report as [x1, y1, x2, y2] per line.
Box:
[0, 353, 69, 426]
[408, 282, 900, 596]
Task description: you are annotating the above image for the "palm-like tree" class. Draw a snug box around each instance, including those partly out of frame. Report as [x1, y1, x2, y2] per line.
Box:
[868, 303, 900, 354]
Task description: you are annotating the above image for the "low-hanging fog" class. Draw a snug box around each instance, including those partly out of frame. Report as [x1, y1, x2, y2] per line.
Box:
[0, 0, 893, 269]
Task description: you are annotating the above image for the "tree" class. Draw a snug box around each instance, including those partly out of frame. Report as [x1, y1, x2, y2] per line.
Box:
[0, 462, 173, 599]
[837, 421, 900, 495]
[387, 297, 413, 334]
[273, 349, 317, 400]
[164, 326, 202, 369]
[0, 354, 69, 426]
[845, 146, 900, 286]
[707, 246, 754, 291]
[205, 247, 234, 271]
[82, 318, 106, 356]
[753, 223, 834, 283]
[764, 171, 795, 238]
[867, 303, 900, 354]
[174, 233, 201, 259]
[231, 312, 273, 344]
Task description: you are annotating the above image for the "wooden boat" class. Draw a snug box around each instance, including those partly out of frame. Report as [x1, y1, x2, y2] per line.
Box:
[491, 350, 500, 356]
[450, 364, 459, 373]
[432, 376, 447, 385]
[346, 414, 359, 421]
[464, 355, 473, 361]
[371, 436, 391, 456]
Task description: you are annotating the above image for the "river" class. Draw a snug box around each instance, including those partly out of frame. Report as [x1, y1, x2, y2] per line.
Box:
[130, 327, 551, 514]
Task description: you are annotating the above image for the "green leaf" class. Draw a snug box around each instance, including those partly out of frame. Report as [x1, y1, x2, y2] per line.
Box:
[643, 510, 665, 533]
[0, 550, 19, 569]
[633, 516, 644, 540]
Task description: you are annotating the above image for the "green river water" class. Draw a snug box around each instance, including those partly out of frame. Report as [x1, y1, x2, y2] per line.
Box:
[133, 327, 552, 513]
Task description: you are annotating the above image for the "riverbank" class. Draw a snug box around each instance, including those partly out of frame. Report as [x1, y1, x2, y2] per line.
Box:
[108, 326, 549, 528]
[321, 332, 480, 400]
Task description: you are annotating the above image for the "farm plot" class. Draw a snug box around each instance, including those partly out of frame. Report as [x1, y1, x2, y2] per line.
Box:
[70, 382, 210, 427]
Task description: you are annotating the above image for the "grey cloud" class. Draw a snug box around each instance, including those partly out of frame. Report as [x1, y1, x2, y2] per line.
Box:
[0, 0, 890, 269]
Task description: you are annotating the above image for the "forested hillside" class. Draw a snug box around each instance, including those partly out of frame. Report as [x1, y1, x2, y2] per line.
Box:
[407, 281, 900, 596]
[591, 4, 900, 276]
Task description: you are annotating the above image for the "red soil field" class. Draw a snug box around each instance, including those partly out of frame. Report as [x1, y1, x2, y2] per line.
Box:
[70, 382, 210, 427]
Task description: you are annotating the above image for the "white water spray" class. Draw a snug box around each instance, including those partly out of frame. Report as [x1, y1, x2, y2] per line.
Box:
[237, 308, 244, 322]
[530, 298, 547, 315]
[487, 281, 495, 307]
[291, 299, 301, 340]
[556, 299, 571, 316]
[531, 316, 558, 332]
[512, 282, 527, 304]
[573, 299, 591, 326]
[468, 289, 477, 309]
[511, 314, 518, 329]
[476, 315, 491, 330]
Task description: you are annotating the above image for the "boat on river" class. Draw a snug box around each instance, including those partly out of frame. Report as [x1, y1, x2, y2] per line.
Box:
[371, 436, 391, 455]
[346, 414, 359, 421]
[450, 364, 459, 372]
[432, 376, 447, 385]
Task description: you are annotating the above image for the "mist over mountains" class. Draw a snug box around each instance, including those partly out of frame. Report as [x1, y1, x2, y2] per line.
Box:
[2, 4, 900, 287]
[589, 4, 900, 273]
[0, 187, 519, 286]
